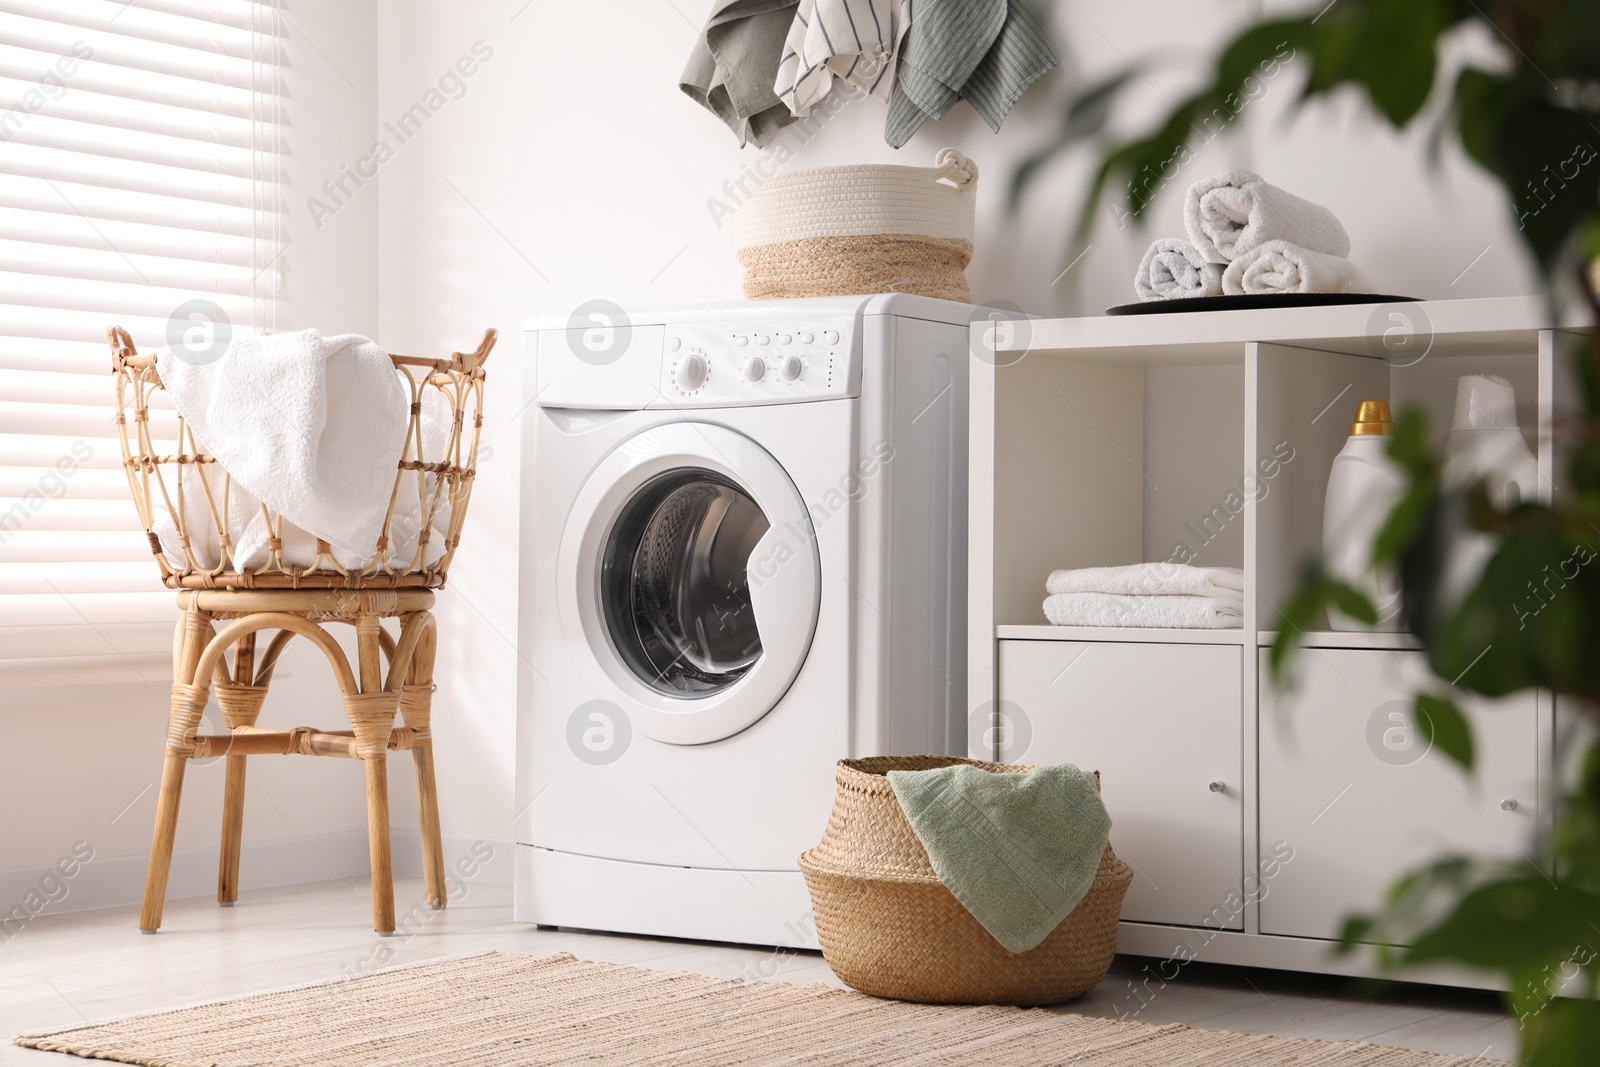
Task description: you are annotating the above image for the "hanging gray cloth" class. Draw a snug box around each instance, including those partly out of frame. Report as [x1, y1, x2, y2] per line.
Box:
[681, 0, 801, 148]
[885, 0, 1059, 148]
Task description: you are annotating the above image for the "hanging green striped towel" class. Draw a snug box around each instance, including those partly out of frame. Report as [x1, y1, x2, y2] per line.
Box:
[886, 762, 1111, 953]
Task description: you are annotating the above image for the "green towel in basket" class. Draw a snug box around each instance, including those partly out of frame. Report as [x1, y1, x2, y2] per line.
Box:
[886, 762, 1111, 954]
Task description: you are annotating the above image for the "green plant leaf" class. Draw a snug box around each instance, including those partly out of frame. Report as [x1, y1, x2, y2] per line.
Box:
[1267, 560, 1326, 685]
[1334, 913, 1374, 956]
[1414, 692, 1473, 770]
[1405, 877, 1600, 971]
[1525, 997, 1600, 1067]
[1348, 0, 1446, 127]
[1326, 577, 1379, 626]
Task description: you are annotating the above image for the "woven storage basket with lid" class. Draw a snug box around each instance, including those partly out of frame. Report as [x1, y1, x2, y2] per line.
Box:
[735, 149, 978, 302]
[799, 755, 1132, 1006]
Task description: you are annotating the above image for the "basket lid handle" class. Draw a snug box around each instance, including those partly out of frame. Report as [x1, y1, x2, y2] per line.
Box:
[932, 148, 978, 190]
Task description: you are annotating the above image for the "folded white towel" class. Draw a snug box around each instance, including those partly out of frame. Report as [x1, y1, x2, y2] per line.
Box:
[1043, 592, 1243, 629]
[1134, 238, 1224, 302]
[1221, 239, 1365, 295]
[156, 329, 409, 560]
[1046, 563, 1245, 600]
[1184, 171, 1350, 263]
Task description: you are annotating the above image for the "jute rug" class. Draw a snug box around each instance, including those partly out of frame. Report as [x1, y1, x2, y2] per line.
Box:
[14, 951, 1507, 1066]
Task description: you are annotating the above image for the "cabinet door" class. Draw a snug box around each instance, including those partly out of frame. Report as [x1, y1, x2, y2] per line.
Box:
[998, 641, 1244, 929]
[1259, 649, 1539, 941]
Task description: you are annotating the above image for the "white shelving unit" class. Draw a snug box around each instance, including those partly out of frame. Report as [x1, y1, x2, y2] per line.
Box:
[968, 296, 1579, 987]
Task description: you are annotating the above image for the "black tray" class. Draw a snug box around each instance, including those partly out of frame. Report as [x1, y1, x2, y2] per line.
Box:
[1107, 293, 1419, 315]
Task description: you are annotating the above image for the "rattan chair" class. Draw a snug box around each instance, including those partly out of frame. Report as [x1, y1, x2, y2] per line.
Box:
[107, 325, 494, 934]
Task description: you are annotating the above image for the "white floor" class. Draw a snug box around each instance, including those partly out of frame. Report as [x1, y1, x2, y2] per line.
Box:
[0, 878, 1519, 1064]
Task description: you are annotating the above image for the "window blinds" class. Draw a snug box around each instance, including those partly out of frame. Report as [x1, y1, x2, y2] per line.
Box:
[0, 0, 283, 686]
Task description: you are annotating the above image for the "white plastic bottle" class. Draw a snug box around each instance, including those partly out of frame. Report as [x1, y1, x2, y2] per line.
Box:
[1437, 374, 1540, 610]
[1323, 399, 1405, 631]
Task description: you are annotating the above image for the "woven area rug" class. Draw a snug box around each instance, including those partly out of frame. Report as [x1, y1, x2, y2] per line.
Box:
[14, 951, 1507, 1066]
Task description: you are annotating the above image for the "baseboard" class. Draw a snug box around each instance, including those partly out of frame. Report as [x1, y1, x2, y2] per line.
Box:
[0, 832, 515, 923]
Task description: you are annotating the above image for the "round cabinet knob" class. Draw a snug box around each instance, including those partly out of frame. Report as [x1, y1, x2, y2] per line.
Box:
[755, 333, 771, 346]
[777, 332, 792, 345]
[1208, 780, 1227, 794]
[823, 329, 840, 345]
[1500, 798, 1519, 811]
[674, 353, 708, 391]
[778, 354, 803, 381]
[798, 331, 815, 344]
[741, 356, 766, 382]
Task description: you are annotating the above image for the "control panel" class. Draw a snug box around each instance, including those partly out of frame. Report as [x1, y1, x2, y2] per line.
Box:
[655, 318, 855, 408]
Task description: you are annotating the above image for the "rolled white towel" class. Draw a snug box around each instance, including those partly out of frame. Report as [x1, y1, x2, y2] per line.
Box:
[1134, 238, 1224, 302]
[1221, 239, 1366, 295]
[1184, 171, 1350, 263]
[1043, 592, 1243, 630]
[1046, 563, 1245, 600]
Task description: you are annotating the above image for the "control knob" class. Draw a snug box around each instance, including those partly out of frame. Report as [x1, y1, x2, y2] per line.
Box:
[778, 354, 803, 381]
[674, 352, 709, 391]
[741, 355, 767, 382]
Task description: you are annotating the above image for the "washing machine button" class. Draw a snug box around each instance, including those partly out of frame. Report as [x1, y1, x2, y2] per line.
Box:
[823, 329, 840, 345]
[777, 332, 793, 345]
[667, 336, 682, 352]
[741, 356, 767, 382]
[755, 333, 771, 346]
[798, 331, 814, 344]
[734, 334, 749, 346]
[778, 354, 803, 381]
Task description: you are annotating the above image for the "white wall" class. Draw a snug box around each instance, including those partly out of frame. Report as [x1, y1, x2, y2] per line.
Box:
[368, 0, 1539, 854]
[7, 1, 1542, 913]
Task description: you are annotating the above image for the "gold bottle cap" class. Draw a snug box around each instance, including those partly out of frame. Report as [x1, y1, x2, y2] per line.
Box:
[1350, 399, 1394, 436]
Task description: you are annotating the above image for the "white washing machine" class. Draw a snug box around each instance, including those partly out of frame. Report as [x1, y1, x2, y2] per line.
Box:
[514, 295, 974, 948]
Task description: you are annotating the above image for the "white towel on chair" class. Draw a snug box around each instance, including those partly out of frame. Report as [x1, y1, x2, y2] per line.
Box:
[156, 329, 410, 560]
[1222, 240, 1365, 295]
[1046, 563, 1245, 600]
[1184, 171, 1349, 263]
[1043, 592, 1243, 629]
[151, 368, 452, 574]
[1135, 238, 1224, 301]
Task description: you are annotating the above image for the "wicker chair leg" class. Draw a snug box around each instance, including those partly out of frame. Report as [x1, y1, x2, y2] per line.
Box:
[217, 755, 247, 905]
[142, 607, 213, 933]
[400, 617, 446, 908]
[412, 745, 446, 908]
[140, 754, 190, 933]
[364, 757, 396, 935]
[216, 638, 265, 906]
[351, 613, 398, 934]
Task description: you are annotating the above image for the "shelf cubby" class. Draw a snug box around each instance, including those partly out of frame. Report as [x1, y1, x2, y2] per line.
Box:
[984, 343, 1248, 634]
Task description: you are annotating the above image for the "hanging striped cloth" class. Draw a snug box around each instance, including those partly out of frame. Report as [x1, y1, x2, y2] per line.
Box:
[773, 0, 913, 115]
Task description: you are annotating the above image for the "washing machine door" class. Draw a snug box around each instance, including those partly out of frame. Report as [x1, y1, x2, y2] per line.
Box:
[558, 423, 820, 745]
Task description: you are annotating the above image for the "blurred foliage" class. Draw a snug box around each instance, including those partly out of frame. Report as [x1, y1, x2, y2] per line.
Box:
[1013, 1, 1600, 272]
[1014, 2, 1600, 1062]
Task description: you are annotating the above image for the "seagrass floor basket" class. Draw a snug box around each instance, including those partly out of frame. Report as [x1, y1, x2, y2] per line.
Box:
[798, 755, 1132, 1006]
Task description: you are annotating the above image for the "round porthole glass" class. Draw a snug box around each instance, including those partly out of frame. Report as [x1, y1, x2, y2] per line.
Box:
[600, 469, 771, 696]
